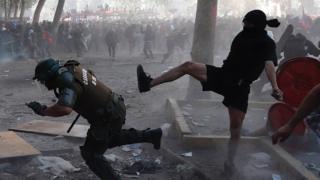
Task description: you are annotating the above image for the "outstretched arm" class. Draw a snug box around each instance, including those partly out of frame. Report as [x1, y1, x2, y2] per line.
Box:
[27, 101, 73, 117]
[272, 84, 320, 144]
[42, 103, 73, 117]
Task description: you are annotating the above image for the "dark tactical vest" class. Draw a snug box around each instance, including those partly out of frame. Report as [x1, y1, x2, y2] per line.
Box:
[62, 61, 126, 124]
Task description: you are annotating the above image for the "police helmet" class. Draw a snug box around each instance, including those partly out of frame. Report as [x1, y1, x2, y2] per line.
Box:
[33, 58, 60, 83]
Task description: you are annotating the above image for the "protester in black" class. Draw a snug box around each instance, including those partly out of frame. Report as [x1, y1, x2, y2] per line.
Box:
[137, 10, 283, 175]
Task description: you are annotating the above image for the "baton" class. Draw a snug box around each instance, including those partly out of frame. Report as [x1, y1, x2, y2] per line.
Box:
[67, 114, 81, 133]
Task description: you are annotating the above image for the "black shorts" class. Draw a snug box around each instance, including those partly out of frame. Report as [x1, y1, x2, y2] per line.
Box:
[200, 65, 250, 113]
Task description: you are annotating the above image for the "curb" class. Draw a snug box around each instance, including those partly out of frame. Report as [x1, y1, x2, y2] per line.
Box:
[167, 98, 319, 180]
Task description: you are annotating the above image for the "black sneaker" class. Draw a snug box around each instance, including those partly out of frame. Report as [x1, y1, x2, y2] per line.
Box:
[143, 128, 162, 150]
[137, 64, 153, 93]
[151, 128, 162, 150]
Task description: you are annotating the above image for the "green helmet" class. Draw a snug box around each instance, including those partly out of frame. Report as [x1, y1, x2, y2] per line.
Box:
[33, 58, 60, 82]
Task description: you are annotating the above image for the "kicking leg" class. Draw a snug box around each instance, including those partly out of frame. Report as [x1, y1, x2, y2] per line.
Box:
[137, 61, 207, 92]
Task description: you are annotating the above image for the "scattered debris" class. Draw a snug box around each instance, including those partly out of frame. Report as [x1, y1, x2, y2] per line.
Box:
[0, 74, 9, 77]
[4, 70, 10, 73]
[125, 90, 134, 94]
[37, 156, 80, 177]
[181, 152, 193, 157]
[122, 160, 161, 175]
[121, 144, 142, 152]
[191, 120, 205, 127]
[176, 164, 192, 173]
[154, 158, 161, 165]
[132, 149, 143, 157]
[104, 154, 123, 162]
[272, 173, 282, 180]
[249, 152, 271, 168]
[304, 163, 320, 175]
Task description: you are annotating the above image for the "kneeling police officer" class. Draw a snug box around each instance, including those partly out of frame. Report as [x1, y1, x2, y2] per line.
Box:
[27, 58, 162, 180]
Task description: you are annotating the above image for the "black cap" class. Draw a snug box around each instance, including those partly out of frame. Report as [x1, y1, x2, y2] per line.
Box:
[243, 10, 280, 29]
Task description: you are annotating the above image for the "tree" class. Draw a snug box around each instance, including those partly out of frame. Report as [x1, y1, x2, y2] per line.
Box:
[3, 0, 7, 20]
[8, 0, 13, 18]
[13, 0, 20, 18]
[186, 0, 218, 99]
[52, 0, 65, 31]
[19, 0, 25, 22]
[32, 0, 46, 24]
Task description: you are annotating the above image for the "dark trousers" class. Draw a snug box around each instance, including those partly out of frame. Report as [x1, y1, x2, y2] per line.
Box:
[80, 119, 152, 180]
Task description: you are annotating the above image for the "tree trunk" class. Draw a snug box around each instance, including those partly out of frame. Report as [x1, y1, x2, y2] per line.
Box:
[14, 0, 20, 18]
[8, 0, 13, 18]
[19, 0, 25, 22]
[186, 0, 218, 99]
[32, 0, 46, 24]
[52, 0, 65, 31]
[4, 0, 7, 20]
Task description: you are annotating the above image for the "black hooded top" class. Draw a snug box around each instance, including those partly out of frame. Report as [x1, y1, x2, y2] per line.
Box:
[222, 10, 279, 83]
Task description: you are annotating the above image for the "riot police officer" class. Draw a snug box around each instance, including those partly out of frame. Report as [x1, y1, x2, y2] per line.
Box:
[27, 58, 162, 180]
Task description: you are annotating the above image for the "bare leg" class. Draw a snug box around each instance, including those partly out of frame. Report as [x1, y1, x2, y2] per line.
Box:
[226, 107, 245, 165]
[150, 61, 207, 88]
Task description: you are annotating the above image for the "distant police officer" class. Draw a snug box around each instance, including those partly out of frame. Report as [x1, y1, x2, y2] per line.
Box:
[27, 58, 162, 180]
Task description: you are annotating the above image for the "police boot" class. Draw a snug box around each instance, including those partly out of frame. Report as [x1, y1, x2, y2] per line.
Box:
[143, 128, 162, 150]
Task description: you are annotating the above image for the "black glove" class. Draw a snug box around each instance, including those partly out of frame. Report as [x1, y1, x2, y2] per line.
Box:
[26, 101, 47, 116]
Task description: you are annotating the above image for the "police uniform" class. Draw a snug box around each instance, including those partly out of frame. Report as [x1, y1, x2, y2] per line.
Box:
[42, 60, 161, 180]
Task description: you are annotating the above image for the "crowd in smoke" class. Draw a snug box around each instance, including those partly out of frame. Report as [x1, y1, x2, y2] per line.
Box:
[0, 18, 194, 61]
[1, 13, 320, 63]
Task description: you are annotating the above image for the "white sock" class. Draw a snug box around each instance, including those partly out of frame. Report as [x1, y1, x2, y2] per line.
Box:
[160, 123, 171, 137]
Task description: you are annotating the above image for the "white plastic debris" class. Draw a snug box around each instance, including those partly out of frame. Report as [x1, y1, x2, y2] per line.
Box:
[121, 144, 142, 152]
[126, 90, 134, 94]
[250, 152, 271, 169]
[154, 158, 161, 165]
[104, 154, 122, 162]
[181, 152, 192, 157]
[37, 156, 80, 177]
[272, 173, 281, 180]
[121, 146, 132, 152]
[132, 149, 143, 157]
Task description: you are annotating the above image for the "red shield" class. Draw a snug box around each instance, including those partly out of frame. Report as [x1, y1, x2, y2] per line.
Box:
[268, 103, 306, 135]
[277, 57, 320, 107]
